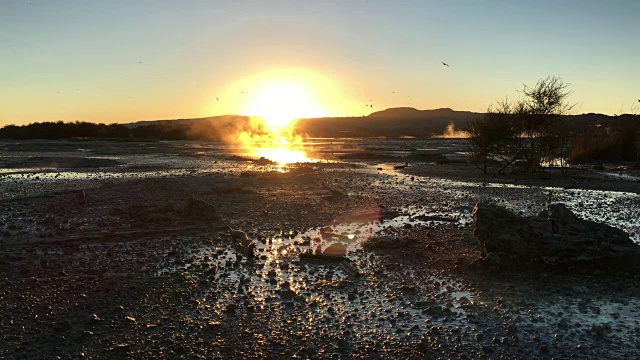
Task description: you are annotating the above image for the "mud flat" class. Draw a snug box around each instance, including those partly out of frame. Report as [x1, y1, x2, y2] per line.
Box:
[1, 139, 639, 359]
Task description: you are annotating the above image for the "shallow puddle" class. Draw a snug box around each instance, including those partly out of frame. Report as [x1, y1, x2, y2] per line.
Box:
[155, 208, 478, 342]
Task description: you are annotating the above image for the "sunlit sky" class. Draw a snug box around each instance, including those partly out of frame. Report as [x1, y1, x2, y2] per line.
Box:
[1, 0, 639, 125]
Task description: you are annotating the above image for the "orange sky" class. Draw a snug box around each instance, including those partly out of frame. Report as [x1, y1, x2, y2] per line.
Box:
[1, 1, 639, 126]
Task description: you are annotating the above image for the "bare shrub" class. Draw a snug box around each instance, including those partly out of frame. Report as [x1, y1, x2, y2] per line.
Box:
[469, 76, 574, 173]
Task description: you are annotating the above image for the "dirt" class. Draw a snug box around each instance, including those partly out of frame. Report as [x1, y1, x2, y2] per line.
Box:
[1, 139, 639, 359]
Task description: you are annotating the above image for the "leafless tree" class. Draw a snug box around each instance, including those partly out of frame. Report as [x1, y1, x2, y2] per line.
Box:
[469, 76, 574, 173]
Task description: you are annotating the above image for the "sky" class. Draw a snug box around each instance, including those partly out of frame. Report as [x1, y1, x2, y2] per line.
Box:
[1, 0, 639, 125]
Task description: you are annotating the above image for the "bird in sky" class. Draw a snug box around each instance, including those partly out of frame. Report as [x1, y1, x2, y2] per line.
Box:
[441, 62, 449, 67]
[216, 97, 220, 101]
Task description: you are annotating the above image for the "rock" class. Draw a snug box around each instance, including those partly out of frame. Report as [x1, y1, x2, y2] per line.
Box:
[246, 242, 256, 260]
[339, 260, 360, 277]
[590, 324, 612, 336]
[206, 321, 221, 329]
[363, 235, 410, 249]
[225, 303, 237, 314]
[323, 243, 347, 256]
[230, 229, 252, 252]
[110, 344, 131, 352]
[183, 195, 218, 220]
[88, 313, 101, 323]
[611, 312, 620, 320]
[255, 157, 275, 166]
[77, 189, 87, 206]
[472, 201, 640, 272]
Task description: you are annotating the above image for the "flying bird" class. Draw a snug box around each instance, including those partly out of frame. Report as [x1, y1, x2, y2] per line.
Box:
[216, 97, 220, 101]
[441, 62, 449, 67]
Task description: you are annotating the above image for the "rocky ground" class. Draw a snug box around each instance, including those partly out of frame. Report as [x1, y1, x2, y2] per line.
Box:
[1, 139, 640, 359]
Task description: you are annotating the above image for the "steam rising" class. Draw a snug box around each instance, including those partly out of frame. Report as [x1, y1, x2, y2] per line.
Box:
[435, 122, 469, 138]
[183, 117, 310, 164]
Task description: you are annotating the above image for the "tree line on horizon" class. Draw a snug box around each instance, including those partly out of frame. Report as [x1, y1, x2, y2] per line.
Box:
[0, 119, 243, 142]
[468, 76, 640, 171]
[1, 86, 639, 166]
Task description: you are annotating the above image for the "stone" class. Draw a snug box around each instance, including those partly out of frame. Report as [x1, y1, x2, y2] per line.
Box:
[323, 243, 347, 256]
[363, 235, 410, 249]
[472, 201, 640, 272]
[255, 157, 275, 166]
[77, 190, 87, 206]
[230, 229, 252, 253]
[590, 324, 612, 336]
[340, 260, 360, 277]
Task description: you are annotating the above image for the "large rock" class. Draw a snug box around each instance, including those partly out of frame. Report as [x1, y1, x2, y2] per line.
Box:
[472, 201, 640, 272]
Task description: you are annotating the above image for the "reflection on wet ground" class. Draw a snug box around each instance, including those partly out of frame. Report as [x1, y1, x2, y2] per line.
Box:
[2, 139, 640, 357]
[370, 163, 640, 243]
[155, 220, 475, 345]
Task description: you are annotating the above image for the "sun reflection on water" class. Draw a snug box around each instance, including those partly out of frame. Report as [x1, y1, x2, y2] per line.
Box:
[250, 146, 313, 165]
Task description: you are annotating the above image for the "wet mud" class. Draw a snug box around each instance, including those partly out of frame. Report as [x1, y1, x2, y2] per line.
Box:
[1, 139, 639, 359]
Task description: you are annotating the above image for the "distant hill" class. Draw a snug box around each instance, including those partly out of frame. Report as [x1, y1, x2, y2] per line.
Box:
[124, 115, 248, 129]
[68, 107, 640, 139]
[368, 107, 479, 119]
[1, 108, 637, 142]
[117, 107, 483, 138]
[295, 107, 482, 137]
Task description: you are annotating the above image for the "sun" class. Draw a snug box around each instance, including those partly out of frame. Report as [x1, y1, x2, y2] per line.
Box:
[218, 68, 340, 164]
[247, 80, 326, 133]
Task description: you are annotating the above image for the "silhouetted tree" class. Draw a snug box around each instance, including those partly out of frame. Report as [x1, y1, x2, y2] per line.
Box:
[468, 100, 516, 174]
[469, 76, 574, 173]
[567, 115, 640, 163]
